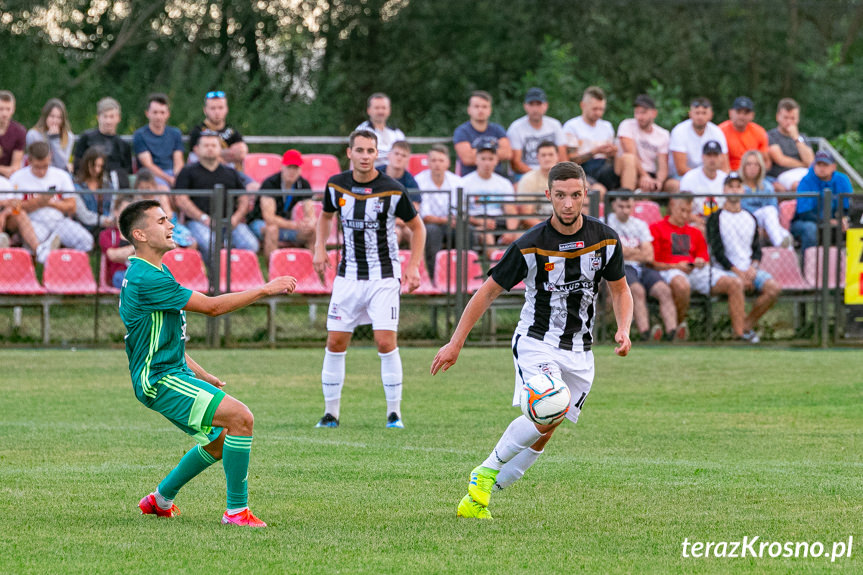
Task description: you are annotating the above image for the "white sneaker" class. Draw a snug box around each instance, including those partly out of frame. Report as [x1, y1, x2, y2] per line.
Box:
[0, 232, 10, 248]
[741, 330, 760, 344]
[36, 233, 61, 264]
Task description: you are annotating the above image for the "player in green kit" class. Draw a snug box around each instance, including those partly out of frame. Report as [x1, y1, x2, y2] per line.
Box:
[118, 199, 296, 527]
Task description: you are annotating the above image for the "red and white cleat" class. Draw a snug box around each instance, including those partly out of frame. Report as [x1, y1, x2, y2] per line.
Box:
[139, 493, 180, 518]
[221, 508, 267, 528]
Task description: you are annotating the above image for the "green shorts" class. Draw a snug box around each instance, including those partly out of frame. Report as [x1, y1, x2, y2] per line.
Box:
[139, 371, 226, 445]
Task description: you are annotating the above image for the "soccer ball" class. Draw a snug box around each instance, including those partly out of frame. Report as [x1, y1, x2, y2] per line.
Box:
[520, 373, 571, 425]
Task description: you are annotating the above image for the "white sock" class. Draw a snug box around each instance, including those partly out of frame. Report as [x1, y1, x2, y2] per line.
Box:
[153, 488, 173, 510]
[322, 349, 346, 419]
[379, 348, 403, 418]
[226, 506, 248, 515]
[494, 447, 543, 490]
[481, 416, 543, 471]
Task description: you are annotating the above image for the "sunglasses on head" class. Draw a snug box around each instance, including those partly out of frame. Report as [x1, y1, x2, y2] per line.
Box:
[205, 91, 226, 99]
[690, 99, 711, 108]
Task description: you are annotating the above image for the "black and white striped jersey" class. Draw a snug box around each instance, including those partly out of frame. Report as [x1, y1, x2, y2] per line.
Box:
[323, 170, 418, 280]
[490, 216, 625, 351]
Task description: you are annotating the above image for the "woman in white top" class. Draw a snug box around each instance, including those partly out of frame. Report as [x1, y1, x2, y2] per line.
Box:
[25, 98, 75, 172]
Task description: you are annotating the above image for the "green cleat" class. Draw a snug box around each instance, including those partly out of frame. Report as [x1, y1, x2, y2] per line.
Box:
[467, 465, 499, 508]
[457, 494, 492, 519]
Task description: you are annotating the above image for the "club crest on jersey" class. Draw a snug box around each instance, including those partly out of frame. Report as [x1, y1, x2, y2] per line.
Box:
[351, 186, 373, 195]
[559, 241, 584, 251]
[338, 197, 346, 207]
[537, 362, 553, 375]
[589, 254, 602, 270]
[373, 199, 384, 213]
[544, 262, 555, 271]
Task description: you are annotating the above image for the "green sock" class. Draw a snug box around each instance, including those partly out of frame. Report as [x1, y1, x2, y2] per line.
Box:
[223, 435, 253, 510]
[158, 445, 217, 500]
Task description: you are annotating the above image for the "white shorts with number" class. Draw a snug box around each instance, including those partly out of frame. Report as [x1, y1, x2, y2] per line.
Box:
[511, 333, 594, 424]
[326, 276, 401, 332]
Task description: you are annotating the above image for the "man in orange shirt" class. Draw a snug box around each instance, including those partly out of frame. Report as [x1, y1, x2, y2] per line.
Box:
[719, 97, 769, 172]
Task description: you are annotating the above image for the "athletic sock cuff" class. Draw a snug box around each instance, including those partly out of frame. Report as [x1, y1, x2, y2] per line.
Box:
[197, 444, 218, 464]
[378, 347, 399, 358]
[223, 435, 253, 452]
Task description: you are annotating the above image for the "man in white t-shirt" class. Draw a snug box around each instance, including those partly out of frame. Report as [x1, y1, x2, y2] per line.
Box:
[506, 88, 567, 175]
[515, 141, 557, 228]
[616, 94, 670, 192]
[563, 86, 637, 193]
[606, 195, 677, 341]
[679, 140, 728, 231]
[355, 92, 405, 167]
[9, 141, 93, 259]
[0, 172, 47, 256]
[668, 98, 729, 185]
[414, 144, 462, 278]
[461, 137, 517, 249]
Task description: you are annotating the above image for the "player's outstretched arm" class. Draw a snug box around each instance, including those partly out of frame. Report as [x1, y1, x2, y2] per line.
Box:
[403, 215, 426, 293]
[184, 275, 297, 317]
[430, 278, 504, 375]
[185, 353, 226, 388]
[607, 277, 633, 357]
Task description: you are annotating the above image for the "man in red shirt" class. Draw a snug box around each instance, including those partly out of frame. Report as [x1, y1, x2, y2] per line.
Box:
[719, 97, 769, 172]
[649, 193, 746, 340]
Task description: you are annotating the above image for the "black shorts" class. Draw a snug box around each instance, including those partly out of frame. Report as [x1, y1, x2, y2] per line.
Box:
[624, 264, 664, 294]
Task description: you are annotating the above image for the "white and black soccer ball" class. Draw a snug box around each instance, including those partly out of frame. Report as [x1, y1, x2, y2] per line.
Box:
[520, 373, 571, 425]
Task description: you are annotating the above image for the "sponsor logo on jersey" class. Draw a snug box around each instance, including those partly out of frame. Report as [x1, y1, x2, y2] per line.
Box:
[343, 219, 380, 230]
[352, 186, 373, 195]
[559, 241, 584, 250]
[589, 255, 602, 270]
[338, 197, 346, 207]
[543, 279, 594, 292]
[544, 262, 555, 271]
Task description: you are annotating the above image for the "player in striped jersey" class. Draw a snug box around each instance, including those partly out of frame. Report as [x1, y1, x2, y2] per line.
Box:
[313, 130, 426, 429]
[431, 162, 633, 519]
[118, 199, 296, 527]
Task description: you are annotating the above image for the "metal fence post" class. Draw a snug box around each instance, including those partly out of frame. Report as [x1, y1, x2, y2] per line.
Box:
[819, 188, 832, 347]
[454, 187, 466, 320]
[206, 184, 225, 348]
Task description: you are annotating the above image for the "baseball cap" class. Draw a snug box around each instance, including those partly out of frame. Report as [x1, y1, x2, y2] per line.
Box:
[472, 136, 498, 153]
[281, 149, 303, 166]
[724, 171, 743, 185]
[814, 150, 835, 164]
[702, 140, 723, 155]
[524, 87, 547, 103]
[731, 96, 754, 110]
[634, 94, 656, 109]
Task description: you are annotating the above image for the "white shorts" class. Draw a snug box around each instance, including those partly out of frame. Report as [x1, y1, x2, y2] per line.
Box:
[326, 276, 401, 332]
[511, 333, 594, 424]
[659, 266, 736, 296]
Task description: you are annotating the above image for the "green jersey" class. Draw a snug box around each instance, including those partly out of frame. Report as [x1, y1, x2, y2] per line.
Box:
[119, 256, 193, 400]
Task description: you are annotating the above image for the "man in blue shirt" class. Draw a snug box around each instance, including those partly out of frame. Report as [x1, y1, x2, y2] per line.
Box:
[133, 93, 185, 187]
[791, 150, 852, 251]
[452, 91, 511, 176]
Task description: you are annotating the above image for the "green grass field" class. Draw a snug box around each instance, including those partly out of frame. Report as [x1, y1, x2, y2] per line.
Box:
[1, 346, 861, 574]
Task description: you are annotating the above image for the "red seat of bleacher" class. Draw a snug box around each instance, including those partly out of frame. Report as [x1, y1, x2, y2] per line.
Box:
[490, 248, 524, 290]
[434, 249, 484, 293]
[408, 153, 428, 176]
[778, 200, 796, 230]
[163, 249, 209, 293]
[302, 154, 341, 191]
[0, 248, 46, 294]
[43, 249, 97, 294]
[759, 247, 811, 291]
[243, 153, 282, 183]
[268, 248, 339, 295]
[803, 246, 845, 289]
[220, 249, 265, 292]
[398, 250, 437, 294]
[633, 200, 662, 225]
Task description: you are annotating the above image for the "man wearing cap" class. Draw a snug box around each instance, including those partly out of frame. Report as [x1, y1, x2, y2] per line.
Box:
[247, 149, 315, 257]
[791, 150, 852, 251]
[188, 91, 248, 170]
[668, 98, 729, 182]
[461, 136, 518, 248]
[173, 131, 259, 260]
[679, 140, 729, 231]
[355, 93, 405, 167]
[453, 91, 511, 176]
[507, 87, 567, 175]
[767, 98, 815, 192]
[563, 86, 637, 193]
[719, 96, 769, 172]
[707, 173, 781, 343]
[616, 94, 670, 192]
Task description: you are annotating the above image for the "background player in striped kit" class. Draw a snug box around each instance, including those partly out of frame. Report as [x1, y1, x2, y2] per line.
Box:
[313, 130, 426, 429]
[431, 162, 633, 519]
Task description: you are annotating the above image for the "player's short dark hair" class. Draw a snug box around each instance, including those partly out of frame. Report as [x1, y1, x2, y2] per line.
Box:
[777, 97, 799, 113]
[428, 143, 449, 156]
[547, 161, 587, 192]
[391, 140, 411, 153]
[147, 93, 169, 110]
[119, 199, 161, 245]
[470, 90, 492, 105]
[349, 129, 378, 148]
[367, 92, 390, 107]
[27, 141, 51, 160]
[536, 140, 557, 153]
